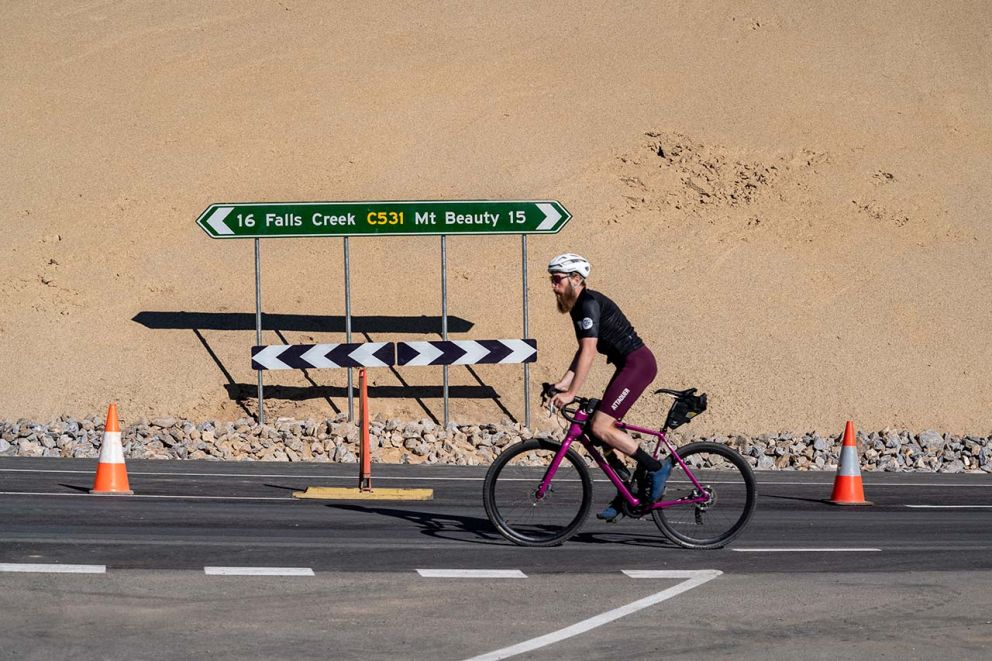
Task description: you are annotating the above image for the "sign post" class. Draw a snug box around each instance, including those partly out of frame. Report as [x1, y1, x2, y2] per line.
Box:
[198, 200, 572, 426]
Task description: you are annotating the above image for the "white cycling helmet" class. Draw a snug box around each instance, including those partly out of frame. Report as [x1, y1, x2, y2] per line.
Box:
[547, 253, 591, 278]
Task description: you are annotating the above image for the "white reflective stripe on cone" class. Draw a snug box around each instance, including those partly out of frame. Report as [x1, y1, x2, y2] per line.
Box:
[98, 431, 125, 464]
[838, 444, 862, 477]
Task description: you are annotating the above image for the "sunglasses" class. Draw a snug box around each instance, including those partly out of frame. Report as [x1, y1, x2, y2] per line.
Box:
[550, 273, 573, 284]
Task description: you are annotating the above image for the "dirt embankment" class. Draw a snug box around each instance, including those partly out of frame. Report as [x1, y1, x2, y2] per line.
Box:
[1, 2, 990, 436]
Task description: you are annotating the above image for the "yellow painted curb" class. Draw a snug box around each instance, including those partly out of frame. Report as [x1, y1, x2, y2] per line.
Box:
[292, 486, 434, 501]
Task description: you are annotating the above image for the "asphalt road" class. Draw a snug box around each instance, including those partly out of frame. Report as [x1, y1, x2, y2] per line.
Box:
[1, 457, 991, 659]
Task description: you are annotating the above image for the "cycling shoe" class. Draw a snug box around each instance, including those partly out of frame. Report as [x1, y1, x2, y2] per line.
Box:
[648, 460, 673, 502]
[596, 494, 626, 522]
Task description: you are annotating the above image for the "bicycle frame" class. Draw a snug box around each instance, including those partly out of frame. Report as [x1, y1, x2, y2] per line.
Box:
[536, 405, 710, 511]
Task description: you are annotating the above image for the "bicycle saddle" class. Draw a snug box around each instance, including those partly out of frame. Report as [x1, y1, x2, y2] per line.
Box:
[654, 387, 697, 398]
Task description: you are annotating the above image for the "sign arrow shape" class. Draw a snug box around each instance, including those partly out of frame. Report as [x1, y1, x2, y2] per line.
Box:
[252, 345, 288, 370]
[535, 203, 562, 231]
[348, 342, 392, 367]
[400, 342, 444, 366]
[450, 341, 490, 366]
[499, 339, 538, 364]
[301, 344, 341, 369]
[204, 206, 235, 236]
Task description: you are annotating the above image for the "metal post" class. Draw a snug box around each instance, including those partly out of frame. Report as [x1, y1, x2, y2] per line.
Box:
[344, 237, 353, 421]
[254, 238, 264, 425]
[522, 235, 530, 429]
[441, 235, 449, 426]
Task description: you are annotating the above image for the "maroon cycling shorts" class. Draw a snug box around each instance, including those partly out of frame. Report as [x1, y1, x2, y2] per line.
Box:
[596, 345, 658, 420]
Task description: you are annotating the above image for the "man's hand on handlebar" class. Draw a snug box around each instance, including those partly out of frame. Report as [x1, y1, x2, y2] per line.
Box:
[540, 382, 567, 415]
[541, 382, 575, 414]
[549, 391, 575, 412]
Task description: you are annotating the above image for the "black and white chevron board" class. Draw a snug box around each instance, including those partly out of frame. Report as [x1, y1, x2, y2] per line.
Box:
[396, 339, 537, 366]
[251, 343, 394, 370]
[250, 339, 537, 370]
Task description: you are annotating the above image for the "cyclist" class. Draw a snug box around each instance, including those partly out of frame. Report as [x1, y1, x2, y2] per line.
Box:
[546, 252, 671, 522]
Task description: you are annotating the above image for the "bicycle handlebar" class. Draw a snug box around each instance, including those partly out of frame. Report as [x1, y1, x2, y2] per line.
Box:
[540, 382, 595, 424]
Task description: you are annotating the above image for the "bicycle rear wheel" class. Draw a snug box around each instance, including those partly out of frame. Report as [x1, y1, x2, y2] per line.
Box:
[652, 442, 756, 549]
[483, 439, 592, 547]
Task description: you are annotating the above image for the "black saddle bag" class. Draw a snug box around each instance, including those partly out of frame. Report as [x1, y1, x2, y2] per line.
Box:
[664, 393, 707, 429]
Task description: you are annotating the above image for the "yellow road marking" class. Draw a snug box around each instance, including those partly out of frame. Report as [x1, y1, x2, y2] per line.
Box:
[292, 486, 433, 501]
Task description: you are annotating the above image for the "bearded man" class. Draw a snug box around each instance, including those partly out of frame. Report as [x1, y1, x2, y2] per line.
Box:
[546, 253, 668, 522]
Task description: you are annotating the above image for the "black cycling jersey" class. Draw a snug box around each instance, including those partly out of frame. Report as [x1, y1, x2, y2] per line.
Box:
[570, 288, 644, 364]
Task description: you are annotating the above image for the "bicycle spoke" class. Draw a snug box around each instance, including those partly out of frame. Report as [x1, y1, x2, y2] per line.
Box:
[653, 443, 756, 549]
[483, 440, 592, 547]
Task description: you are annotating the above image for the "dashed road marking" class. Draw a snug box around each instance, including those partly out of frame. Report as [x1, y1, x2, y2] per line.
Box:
[203, 566, 315, 576]
[417, 569, 526, 578]
[0, 563, 106, 573]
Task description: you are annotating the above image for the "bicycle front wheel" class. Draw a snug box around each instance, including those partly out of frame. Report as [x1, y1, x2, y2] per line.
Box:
[483, 439, 592, 547]
[652, 442, 756, 549]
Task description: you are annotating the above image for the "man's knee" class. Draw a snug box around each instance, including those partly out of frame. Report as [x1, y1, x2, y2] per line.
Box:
[590, 412, 616, 438]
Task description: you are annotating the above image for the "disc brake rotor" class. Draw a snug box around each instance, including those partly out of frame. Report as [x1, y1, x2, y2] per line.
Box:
[693, 486, 715, 525]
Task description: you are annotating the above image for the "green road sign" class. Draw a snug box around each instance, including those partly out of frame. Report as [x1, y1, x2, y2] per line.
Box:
[196, 200, 572, 239]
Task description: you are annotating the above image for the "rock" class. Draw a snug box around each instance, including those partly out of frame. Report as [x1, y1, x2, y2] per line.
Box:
[18, 440, 44, 457]
[918, 430, 945, 452]
[756, 455, 775, 470]
[0, 414, 989, 472]
[942, 459, 965, 474]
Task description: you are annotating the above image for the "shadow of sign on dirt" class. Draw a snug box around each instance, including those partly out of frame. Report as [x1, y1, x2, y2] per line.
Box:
[131, 311, 474, 334]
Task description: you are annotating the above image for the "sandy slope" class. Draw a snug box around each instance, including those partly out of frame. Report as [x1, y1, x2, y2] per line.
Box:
[2, 1, 990, 435]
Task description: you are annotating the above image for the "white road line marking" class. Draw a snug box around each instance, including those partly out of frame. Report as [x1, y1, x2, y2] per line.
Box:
[732, 547, 882, 552]
[417, 569, 526, 578]
[203, 567, 314, 576]
[2, 468, 990, 488]
[905, 505, 992, 508]
[0, 563, 106, 573]
[465, 570, 721, 660]
[0, 469, 485, 482]
[0, 492, 291, 501]
[621, 569, 721, 578]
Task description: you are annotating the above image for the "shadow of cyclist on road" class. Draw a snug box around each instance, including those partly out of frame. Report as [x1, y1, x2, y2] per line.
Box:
[325, 503, 508, 545]
[325, 503, 682, 548]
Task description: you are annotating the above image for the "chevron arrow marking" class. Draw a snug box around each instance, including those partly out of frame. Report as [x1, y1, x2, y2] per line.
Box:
[400, 341, 444, 366]
[252, 345, 288, 370]
[450, 341, 490, 365]
[500, 339, 538, 363]
[205, 206, 235, 235]
[349, 342, 391, 367]
[300, 344, 341, 369]
[535, 203, 562, 231]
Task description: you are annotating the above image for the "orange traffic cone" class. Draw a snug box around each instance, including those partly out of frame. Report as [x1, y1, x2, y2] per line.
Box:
[827, 421, 871, 505]
[90, 403, 133, 495]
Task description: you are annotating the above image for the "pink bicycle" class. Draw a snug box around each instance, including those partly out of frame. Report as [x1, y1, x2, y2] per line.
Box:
[483, 385, 756, 548]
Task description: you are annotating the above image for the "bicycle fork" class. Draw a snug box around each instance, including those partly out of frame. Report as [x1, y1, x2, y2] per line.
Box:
[535, 408, 589, 499]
